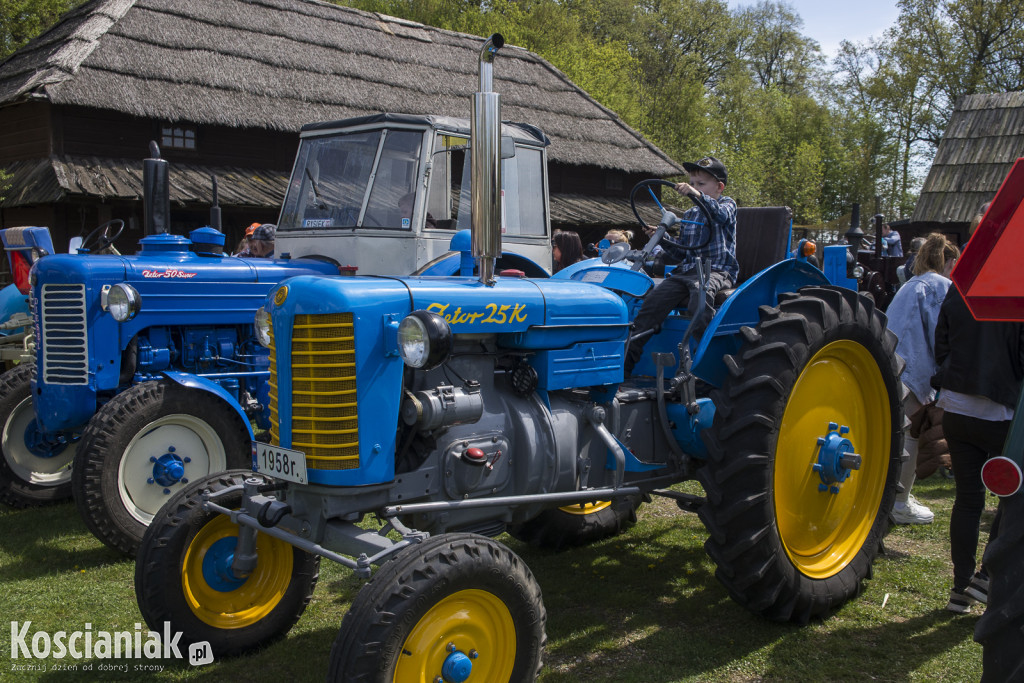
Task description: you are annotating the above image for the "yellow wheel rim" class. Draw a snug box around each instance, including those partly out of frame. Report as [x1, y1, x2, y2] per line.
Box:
[182, 514, 294, 628]
[394, 589, 516, 682]
[558, 500, 612, 516]
[774, 340, 890, 579]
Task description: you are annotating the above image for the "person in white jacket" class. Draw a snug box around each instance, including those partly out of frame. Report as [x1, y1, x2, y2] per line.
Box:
[885, 232, 960, 524]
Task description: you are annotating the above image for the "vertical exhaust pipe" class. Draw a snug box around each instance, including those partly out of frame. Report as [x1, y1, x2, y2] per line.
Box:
[143, 141, 170, 235]
[209, 174, 222, 231]
[471, 33, 504, 285]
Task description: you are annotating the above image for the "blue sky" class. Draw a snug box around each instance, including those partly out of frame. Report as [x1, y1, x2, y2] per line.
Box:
[728, 0, 903, 59]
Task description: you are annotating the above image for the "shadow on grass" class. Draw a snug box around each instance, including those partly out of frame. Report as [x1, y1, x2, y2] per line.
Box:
[518, 514, 977, 682]
[0, 501, 127, 581]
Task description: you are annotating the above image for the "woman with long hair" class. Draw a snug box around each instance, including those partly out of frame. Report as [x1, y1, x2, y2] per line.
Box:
[552, 231, 584, 273]
[885, 233, 960, 525]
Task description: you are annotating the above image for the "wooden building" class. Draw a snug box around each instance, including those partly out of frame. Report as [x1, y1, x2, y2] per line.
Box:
[908, 92, 1024, 247]
[0, 0, 682, 253]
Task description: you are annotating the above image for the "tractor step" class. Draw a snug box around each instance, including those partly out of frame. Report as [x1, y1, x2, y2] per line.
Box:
[650, 489, 706, 512]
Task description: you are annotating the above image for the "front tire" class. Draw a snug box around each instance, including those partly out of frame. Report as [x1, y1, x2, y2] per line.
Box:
[135, 470, 319, 657]
[328, 533, 546, 682]
[698, 286, 902, 622]
[73, 381, 250, 555]
[0, 364, 78, 507]
[508, 497, 640, 551]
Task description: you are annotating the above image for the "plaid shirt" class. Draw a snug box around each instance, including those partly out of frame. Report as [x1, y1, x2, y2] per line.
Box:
[660, 193, 738, 284]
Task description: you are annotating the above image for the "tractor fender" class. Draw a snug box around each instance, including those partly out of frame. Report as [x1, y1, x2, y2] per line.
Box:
[692, 259, 831, 387]
[159, 371, 255, 441]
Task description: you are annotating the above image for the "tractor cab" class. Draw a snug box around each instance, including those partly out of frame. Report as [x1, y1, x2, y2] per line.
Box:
[276, 114, 554, 276]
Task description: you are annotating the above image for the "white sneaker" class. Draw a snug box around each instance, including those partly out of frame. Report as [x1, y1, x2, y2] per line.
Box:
[891, 495, 934, 524]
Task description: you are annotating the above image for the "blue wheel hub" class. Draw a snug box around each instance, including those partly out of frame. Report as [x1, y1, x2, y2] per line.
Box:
[813, 422, 862, 494]
[201, 536, 247, 592]
[151, 452, 186, 486]
[22, 421, 77, 458]
[442, 650, 473, 682]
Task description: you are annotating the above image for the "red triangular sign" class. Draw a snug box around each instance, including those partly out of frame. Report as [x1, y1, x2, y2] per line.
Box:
[952, 157, 1024, 322]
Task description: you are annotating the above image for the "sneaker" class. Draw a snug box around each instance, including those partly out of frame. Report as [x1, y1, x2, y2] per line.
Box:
[964, 572, 989, 604]
[891, 495, 934, 524]
[946, 588, 977, 614]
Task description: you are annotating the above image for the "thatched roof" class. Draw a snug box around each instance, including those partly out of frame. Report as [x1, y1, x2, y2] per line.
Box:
[3, 154, 642, 226]
[0, 0, 681, 175]
[912, 92, 1024, 224]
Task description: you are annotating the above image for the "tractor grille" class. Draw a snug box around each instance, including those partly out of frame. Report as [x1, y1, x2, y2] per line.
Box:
[39, 284, 88, 384]
[269, 313, 359, 470]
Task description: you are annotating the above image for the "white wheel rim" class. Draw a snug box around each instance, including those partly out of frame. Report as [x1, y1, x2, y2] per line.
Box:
[117, 414, 227, 524]
[2, 396, 76, 486]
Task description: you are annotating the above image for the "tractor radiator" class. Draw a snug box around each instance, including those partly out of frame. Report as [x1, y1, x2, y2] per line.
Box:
[39, 284, 89, 385]
[269, 312, 360, 470]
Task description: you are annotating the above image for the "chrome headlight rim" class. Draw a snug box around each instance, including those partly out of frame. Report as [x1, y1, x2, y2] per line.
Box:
[398, 310, 452, 370]
[255, 307, 272, 348]
[852, 263, 866, 279]
[105, 283, 140, 322]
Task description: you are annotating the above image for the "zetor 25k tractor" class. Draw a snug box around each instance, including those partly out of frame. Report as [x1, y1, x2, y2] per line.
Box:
[0, 155, 338, 557]
[136, 35, 902, 680]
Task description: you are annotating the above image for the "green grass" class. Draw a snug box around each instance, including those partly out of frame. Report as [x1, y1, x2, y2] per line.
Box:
[0, 476, 989, 681]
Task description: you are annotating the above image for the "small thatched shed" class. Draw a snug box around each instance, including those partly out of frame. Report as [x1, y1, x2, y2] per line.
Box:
[0, 0, 681, 252]
[909, 92, 1024, 246]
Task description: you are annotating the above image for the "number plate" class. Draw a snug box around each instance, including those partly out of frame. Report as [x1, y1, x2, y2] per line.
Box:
[253, 442, 308, 485]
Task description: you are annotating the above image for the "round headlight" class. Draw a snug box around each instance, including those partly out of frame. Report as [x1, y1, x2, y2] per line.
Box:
[106, 283, 140, 322]
[398, 310, 452, 370]
[255, 307, 272, 348]
[853, 264, 866, 279]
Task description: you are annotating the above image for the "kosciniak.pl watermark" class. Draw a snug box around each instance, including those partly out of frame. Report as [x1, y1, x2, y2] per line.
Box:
[9, 621, 212, 667]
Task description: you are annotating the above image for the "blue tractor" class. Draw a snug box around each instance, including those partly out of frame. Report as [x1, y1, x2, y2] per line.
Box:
[0, 154, 338, 558]
[135, 35, 902, 678]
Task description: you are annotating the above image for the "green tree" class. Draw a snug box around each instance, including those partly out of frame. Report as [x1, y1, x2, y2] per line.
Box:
[734, 0, 823, 94]
[1, 0, 86, 60]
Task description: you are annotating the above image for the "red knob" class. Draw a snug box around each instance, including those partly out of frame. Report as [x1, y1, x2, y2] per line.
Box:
[465, 448, 487, 462]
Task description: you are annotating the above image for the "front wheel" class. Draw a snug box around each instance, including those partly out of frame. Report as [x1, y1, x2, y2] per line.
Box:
[328, 533, 546, 682]
[72, 381, 250, 555]
[0, 364, 78, 507]
[135, 470, 319, 657]
[508, 497, 640, 551]
[698, 286, 902, 622]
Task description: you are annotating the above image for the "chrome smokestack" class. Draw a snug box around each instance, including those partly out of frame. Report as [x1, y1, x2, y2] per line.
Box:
[471, 33, 504, 285]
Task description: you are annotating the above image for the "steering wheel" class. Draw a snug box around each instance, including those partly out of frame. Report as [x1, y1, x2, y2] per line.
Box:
[79, 219, 125, 253]
[629, 179, 717, 255]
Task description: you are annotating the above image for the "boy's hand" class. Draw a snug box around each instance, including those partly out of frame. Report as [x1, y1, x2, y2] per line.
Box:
[644, 223, 657, 237]
[675, 182, 697, 197]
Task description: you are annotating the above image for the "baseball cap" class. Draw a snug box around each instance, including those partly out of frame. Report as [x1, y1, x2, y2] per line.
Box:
[251, 224, 276, 242]
[682, 156, 727, 185]
[244, 222, 261, 237]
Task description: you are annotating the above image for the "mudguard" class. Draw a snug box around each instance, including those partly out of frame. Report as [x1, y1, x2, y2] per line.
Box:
[160, 370, 257, 441]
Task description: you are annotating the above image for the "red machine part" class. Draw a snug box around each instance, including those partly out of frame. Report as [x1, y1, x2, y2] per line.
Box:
[951, 157, 1024, 495]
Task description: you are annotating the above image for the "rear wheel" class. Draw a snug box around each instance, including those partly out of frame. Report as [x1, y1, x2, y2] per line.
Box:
[135, 470, 319, 657]
[698, 286, 902, 622]
[328, 533, 545, 682]
[508, 497, 640, 551]
[73, 381, 250, 555]
[0, 364, 78, 507]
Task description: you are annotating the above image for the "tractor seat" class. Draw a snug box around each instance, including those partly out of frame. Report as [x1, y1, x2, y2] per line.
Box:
[713, 206, 792, 306]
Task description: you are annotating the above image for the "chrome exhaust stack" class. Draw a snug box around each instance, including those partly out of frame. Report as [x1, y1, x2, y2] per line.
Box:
[471, 33, 504, 286]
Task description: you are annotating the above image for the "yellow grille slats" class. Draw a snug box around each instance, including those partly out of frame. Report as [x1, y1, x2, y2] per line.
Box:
[268, 312, 360, 468]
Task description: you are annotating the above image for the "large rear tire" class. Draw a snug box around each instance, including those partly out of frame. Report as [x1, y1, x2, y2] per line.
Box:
[135, 470, 319, 658]
[0, 363, 78, 507]
[698, 286, 902, 622]
[328, 533, 546, 682]
[73, 381, 250, 555]
[507, 497, 640, 551]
